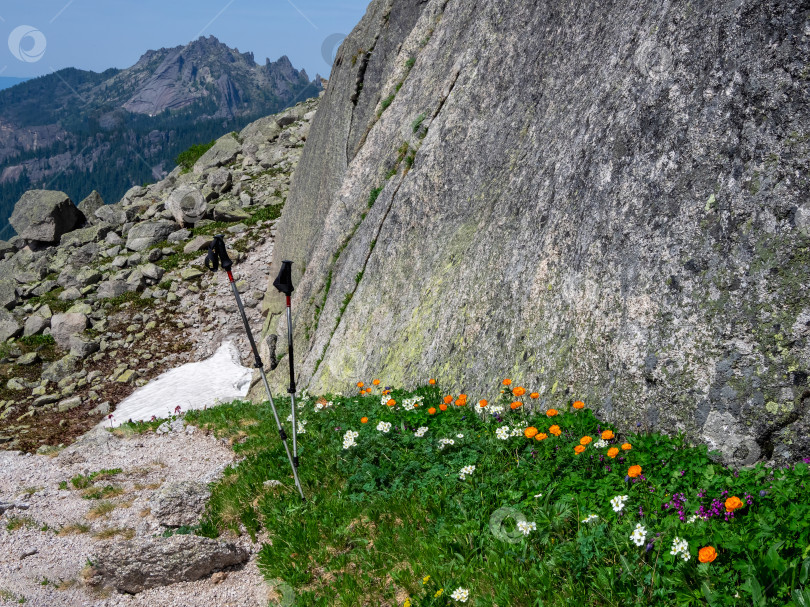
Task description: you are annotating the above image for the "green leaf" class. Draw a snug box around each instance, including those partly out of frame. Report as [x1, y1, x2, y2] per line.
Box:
[704, 465, 715, 481]
[743, 577, 765, 606]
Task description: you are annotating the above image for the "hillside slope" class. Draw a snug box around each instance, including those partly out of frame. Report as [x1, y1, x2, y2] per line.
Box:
[260, 0, 810, 464]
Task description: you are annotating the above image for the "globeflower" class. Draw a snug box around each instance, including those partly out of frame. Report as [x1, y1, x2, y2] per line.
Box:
[439, 404, 448, 411]
[429, 378, 436, 385]
[524, 427, 538, 439]
[549, 425, 561, 436]
[529, 392, 540, 399]
[387, 399, 397, 407]
[510, 401, 523, 410]
[627, 465, 642, 478]
[546, 409, 558, 417]
[361, 417, 368, 424]
[512, 386, 526, 397]
[725, 496, 744, 512]
[698, 546, 718, 563]
[502, 378, 512, 386]
[621, 442, 632, 451]
[580, 436, 592, 445]
[357, 381, 364, 388]
[535, 432, 548, 441]
[601, 430, 614, 440]
[479, 399, 488, 408]
[572, 400, 585, 409]
[428, 407, 437, 415]
[607, 447, 619, 458]
[372, 379, 380, 386]
[574, 445, 586, 454]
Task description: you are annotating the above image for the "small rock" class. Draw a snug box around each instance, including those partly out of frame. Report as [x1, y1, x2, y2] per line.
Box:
[180, 268, 204, 281]
[150, 481, 211, 527]
[116, 369, 136, 384]
[23, 315, 50, 337]
[183, 235, 212, 254]
[50, 313, 89, 348]
[57, 396, 82, 412]
[16, 352, 40, 366]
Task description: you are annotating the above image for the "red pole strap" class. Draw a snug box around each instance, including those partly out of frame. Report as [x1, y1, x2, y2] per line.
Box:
[227, 271, 234, 282]
[286, 295, 291, 307]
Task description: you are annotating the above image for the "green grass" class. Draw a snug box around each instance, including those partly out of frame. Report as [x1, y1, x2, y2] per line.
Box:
[378, 94, 396, 116]
[182, 385, 810, 606]
[175, 140, 215, 173]
[26, 287, 70, 313]
[69, 468, 122, 490]
[244, 203, 284, 226]
[98, 291, 151, 310]
[368, 187, 384, 208]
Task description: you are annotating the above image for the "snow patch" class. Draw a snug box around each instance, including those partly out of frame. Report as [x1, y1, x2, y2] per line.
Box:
[109, 340, 252, 426]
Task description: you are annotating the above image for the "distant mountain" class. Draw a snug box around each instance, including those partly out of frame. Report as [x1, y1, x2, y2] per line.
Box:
[0, 77, 30, 91]
[0, 36, 321, 238]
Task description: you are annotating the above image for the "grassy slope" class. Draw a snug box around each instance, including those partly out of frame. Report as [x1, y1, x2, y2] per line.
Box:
[170, 382, 810, 607]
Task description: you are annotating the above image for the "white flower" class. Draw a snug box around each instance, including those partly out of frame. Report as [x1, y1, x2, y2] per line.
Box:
[414, 427, 428, 438]
[534, 493, 543, 498]
[342, 430, 359, 449]
[593, 439, 608, 449]
[509, 426, 525, 437]
[670, 537, 690, 559]
[458, 465, 476, 480]
[450, 587, 469, 602]
[582, 514, 599, 524]
[488, 405, 504, 414]
[516, 520, 537, 536]
[687, 514, 698, 524]
[376, 421, 391, 433]
[610, 495, 629, 512]
[456, 433, 464, 439]
[380, 396, 390, 406]
[630, 523, 647, 547]
[401, 396, 424, 411]
[438, 438, 455, 449]
[495, 426, 510, 440]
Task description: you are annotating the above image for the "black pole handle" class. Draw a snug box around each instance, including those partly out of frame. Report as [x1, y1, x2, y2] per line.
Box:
[205, 235, 233, 272]
[273, 260, 294, 295]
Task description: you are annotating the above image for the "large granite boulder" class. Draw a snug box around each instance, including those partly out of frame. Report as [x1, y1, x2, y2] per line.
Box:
[166, 186, 207, 226]
[149, 481, 211, 527]
[50, 313, 88, 348]
[9, 190, 85, 244]
[95, 202, 137, 226]
[125, 220, 179, 252]
[193, 134, 241, 174]
[0, 279, 17, 310]
[86, 535, 249, 594]
[77, 191, 105, 224]
[0, 309, 22, 342]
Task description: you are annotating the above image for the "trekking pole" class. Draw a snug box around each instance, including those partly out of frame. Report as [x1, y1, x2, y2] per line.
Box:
[273, 261, 299, 470]
[204, 235, 305, 500]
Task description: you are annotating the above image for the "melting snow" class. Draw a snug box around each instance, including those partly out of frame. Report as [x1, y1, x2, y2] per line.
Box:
[108, 340, 253, 426]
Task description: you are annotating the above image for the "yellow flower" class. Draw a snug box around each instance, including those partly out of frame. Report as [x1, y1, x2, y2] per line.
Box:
[404, 600, 411, 607]
[422, 575, 430, 584]
[435, 588, 444, 597]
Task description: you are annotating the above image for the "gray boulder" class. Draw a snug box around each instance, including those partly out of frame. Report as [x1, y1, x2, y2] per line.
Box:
[183, 235, 212, 254]
[59, 223, 112, 248]
[192, 134, 241, 174]
[77, 191, 105, 224]
[96, 280, 128, 300]
[23, 315, 50, 337]
[50, 313, 88, 348]
[166, 186, 207, 226]
[149, 481, 211, 527]
[95, 203, 136, 226]
[140, 263, 164, 283]
[69, 334, 99, 358]
[87, 535, 249, 594]
[126, 221, 179, 252]
[57, 267, 102, 290]
[0, 309, 22, 342]
[42, 354, 80, 382]
[212, 202, 250, 222]
[9, 190, 85, 244]
[0, 279, 17, 310]
[207, 168, 233, 193]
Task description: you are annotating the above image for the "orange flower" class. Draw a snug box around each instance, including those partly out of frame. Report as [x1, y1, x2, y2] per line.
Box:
[512, 386, 526, 397]
[607, 447, 619, 458]
[725, 496, 744, 512]
[386, 399, 396, 407]
[601, 430, 615, 440]
[361, 417, 368, 424]
[529, 392, 540, 399]
[535, 433, 548, 441]
[574, 445, 586, 454]
[439, 404, 448, 412]
[372, 379, 380, 386]
[524, 427, 538, 439]
[479, 399, 488, 408]
[455, 399, 466, 407]
[357, 382, 364, 388]
[429, 378, 436, 385]
[580, 436, 592, 445]
[698, 546, 717, 563]
[572, 400, 585, 410]
[621, 443, 632, 451]
[502, 378, 512, 386]
[428, 407, 437, 415]
[443, 395, 453, 404]
[549, 425, 561, 436]
[627, 465, 642, 478]
[458, 394, 468, 401]
[546, 409, 558, 417]
[510, 401, 523, 410]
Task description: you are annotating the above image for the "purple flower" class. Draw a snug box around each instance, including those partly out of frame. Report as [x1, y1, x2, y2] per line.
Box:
[759, 490, 768, 497]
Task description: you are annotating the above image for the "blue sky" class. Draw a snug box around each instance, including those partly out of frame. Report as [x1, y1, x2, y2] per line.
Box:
[0, 0, 370, 80]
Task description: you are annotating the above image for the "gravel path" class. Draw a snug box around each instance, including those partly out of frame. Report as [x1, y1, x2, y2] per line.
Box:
[0, 426, 271, 606]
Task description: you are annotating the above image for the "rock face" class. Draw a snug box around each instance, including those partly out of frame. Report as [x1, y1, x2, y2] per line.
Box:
[88, 535, 249, 594]
[260, 0, 810, 464]
[149, 481, 211, 527]
[9, 190, 85, 243]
